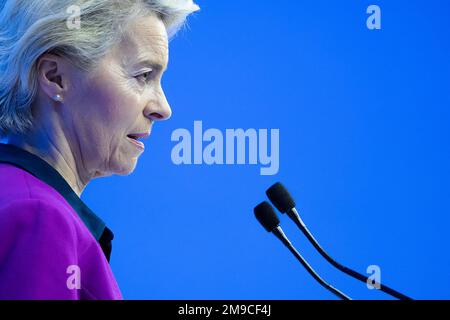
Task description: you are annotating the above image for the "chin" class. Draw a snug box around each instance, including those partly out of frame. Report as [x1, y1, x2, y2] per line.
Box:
[114, 157, 138, 176]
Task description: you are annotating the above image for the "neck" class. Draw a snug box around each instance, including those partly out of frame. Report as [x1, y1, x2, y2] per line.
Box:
[7, 126, 89, 197]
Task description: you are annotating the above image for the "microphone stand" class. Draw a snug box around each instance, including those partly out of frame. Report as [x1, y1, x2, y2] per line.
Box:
[287, 207, 412, 300]
[272, 226, 352, 300]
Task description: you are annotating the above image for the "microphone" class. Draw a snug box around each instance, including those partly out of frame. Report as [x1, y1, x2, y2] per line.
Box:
[266, 182, 413, 300]
[254, 201, 351, 300]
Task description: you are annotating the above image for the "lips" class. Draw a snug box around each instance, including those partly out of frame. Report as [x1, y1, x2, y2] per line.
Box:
[127, 132, 149, 151]
[127, 133, 150, 140]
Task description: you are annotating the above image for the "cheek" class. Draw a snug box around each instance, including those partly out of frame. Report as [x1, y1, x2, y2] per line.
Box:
[82, 80, 141, 134]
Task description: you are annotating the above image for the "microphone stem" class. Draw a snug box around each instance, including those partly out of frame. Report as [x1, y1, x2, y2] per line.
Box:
[287, 208, 412, 300]
[272, 226, 352, 300]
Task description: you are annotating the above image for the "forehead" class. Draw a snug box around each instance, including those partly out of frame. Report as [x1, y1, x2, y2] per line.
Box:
[114, 14, 169, 69]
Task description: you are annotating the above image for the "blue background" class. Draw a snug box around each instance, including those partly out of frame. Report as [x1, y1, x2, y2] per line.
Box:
[82, 0, 450, 299]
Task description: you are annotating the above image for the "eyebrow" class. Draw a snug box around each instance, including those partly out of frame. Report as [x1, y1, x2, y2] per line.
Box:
[134, 59, 167, 73]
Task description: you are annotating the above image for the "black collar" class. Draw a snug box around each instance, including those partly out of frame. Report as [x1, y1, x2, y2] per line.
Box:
[0, 143, 114, 262]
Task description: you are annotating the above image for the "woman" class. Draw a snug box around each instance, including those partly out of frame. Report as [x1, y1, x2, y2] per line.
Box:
[0, 0, 199, 299]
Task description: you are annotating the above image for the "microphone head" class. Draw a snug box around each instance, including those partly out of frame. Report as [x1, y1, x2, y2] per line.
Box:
[254, 201, 280, 232]
[266, 182, 296, 213]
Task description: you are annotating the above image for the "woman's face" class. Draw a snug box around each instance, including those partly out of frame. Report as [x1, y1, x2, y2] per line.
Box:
[61, 14, 171, 178]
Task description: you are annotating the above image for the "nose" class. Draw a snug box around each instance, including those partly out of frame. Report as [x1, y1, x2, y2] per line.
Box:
[145, 86, 172, 121]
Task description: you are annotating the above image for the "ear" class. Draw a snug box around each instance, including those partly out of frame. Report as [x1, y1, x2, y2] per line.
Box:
[36, 53, 70, 102]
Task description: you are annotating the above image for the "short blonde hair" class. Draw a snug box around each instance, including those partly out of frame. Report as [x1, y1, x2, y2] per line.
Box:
[0, 0, 199, 136]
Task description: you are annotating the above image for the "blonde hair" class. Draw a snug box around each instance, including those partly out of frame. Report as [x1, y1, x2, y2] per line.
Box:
[0, 0, 199, 136]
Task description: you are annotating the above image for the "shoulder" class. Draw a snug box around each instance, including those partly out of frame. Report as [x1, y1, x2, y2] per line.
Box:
[0, 164, 81, 250]
[0, 197, 79, 251]
[0, 163, 66, 205]
[0, 164, 102, 255]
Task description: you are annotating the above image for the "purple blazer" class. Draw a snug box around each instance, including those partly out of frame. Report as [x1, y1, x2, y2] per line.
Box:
[0, 144, 123, 300]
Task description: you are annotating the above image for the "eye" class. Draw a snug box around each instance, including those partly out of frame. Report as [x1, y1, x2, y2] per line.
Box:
[136, 70, 154, 83]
